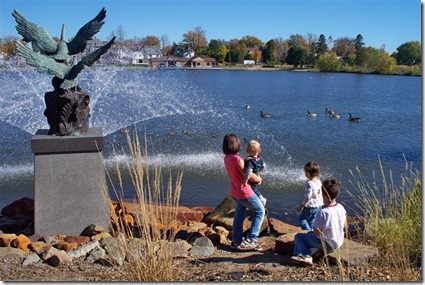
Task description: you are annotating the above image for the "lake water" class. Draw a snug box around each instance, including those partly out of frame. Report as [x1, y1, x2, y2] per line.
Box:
[0, 68, 421, 225]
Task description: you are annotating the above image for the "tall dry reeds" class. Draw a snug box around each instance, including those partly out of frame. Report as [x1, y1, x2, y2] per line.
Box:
[347, 157, 421, 280]
[103, 130, 184, 281]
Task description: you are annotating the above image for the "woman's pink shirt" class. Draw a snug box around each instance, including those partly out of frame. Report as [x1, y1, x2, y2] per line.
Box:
[224, 154, 255, 199]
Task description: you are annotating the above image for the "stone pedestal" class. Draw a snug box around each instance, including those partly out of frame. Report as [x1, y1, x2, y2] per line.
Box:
[31, 127, 109, 236]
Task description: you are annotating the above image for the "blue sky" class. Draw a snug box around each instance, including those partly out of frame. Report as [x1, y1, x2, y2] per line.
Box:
[0, 0, 421, 54]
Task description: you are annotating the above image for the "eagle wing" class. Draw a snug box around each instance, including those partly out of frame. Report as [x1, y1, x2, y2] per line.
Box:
[66, 7, 107, 55]
[65, 37, 115, 81]
[12, 9, 58, 55]
[15, 41, 69, 79]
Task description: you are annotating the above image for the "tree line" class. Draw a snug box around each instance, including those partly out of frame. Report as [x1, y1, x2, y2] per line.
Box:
[0, 25, 421, 75]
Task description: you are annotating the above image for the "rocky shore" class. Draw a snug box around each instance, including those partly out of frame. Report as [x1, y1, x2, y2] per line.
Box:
[0, 196, 385, 281]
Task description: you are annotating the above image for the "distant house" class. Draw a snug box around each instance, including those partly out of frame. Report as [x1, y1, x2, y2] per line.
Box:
[243, 60, 255, 65]
[130, 52, 146, 65]
[186, 57, 217, 68]
[177, 49, 195, 58]
[151, 56, 218, 69]
[130, 47, 162, 65]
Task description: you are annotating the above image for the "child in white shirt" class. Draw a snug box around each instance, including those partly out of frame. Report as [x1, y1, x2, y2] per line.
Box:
[290, 178, 347, 266]
[298, 162, 324, 231]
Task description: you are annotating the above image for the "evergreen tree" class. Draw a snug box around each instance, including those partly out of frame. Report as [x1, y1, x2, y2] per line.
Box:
[262, 39, 276, 65]
[354, 34, 367, 67]
[315, 34, 328, 57]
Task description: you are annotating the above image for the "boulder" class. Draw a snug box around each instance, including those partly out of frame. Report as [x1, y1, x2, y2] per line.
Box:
[29, 241, 52, 255]
[327, 239, 380, 266]
[55, 241, 78, 253]
[49, 250, 70, 267]
[80, 224, 104, 237]
[22, 252, 40, 266]
[189, 237, 215, 257]
[167, 239, 192, 258]
[274, 232, 299, 256]
[0, 233, 17, 247]
[64, 235, 90, 246]
[204, 196, 233, 224]
[275, 232, 381, 267]
[11, 234, 31, 253]
[1, 197, 34, 218]
[120, 201, 204, 223]
[0, 247, 27, 259]
[268, 218, 301, 236]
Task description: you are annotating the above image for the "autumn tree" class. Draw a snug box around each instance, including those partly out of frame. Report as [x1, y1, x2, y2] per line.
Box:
[273, 37, 289, 64]
[250, 47, 263, 63]
[0, 35, 18, 59]
[227, 38, 247, 63]
[332, 37, 355, 64]
[182, 26, 208, 57]
[317, 52, 342, 72]
[140, 35, 161, 48]
[240, 35, 263, 48]
[365, 46, 395, 74]
[287, 34, 307, 49]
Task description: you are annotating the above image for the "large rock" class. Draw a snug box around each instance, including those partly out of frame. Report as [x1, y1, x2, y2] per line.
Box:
[215, 209, 269, 235]
[11, 234, 31, 253]
[1, 197, 34, 218]
[274, 232, 301, 256]
[327, 238, 380, 266]
[204, 196, 233, 224]
[275, 233, 380, 266]
[189, 237, 215, 257]
[0, 233, 17, 247]
[121, 201, 204, 224]
[0, 247, 27, 259]
[268, 218, 300, 236]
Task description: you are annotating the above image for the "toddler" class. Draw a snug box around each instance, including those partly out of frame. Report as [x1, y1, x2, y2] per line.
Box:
[298, 162, 324, 231]
[243, 140, 267, 206]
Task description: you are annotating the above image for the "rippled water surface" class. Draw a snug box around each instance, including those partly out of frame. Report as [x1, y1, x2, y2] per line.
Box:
[0, 68, 421, 224]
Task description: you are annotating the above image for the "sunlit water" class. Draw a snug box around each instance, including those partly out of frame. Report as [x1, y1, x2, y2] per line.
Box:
[0, 66, 421, 225]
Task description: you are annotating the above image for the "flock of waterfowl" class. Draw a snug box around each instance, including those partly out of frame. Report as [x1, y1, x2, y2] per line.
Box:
[247, 104, 361, 122]
[322, 108, 361, 122]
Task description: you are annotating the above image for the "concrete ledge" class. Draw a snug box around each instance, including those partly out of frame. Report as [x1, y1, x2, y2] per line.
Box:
[31, 128, 104, 154]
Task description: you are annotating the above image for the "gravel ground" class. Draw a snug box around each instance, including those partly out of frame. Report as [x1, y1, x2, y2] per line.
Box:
[0, 236, 417, 282]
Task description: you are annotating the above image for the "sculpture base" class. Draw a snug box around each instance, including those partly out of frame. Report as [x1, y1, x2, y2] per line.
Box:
[31, 127, 109, 236]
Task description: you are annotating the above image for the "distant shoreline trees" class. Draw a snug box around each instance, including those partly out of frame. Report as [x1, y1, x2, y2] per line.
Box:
[0, 26, 421, 75]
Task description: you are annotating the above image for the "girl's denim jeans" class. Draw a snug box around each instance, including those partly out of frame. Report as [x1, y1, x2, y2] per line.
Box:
[232, 194, 265, 245]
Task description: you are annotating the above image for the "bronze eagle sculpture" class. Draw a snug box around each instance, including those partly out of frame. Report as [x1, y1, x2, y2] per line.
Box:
[16, 37, 115, 90]
[12, 7, 107, 61]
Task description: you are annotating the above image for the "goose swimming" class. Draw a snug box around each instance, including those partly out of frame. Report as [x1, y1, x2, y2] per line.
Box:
[348, 113, 361, 122]
[307, 111, 317, 117]
[260, 111, 272, 118]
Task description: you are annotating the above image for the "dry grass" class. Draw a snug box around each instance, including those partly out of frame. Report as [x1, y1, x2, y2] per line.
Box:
[103, 130, 184, 281]
[347, 157, 421, 280]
